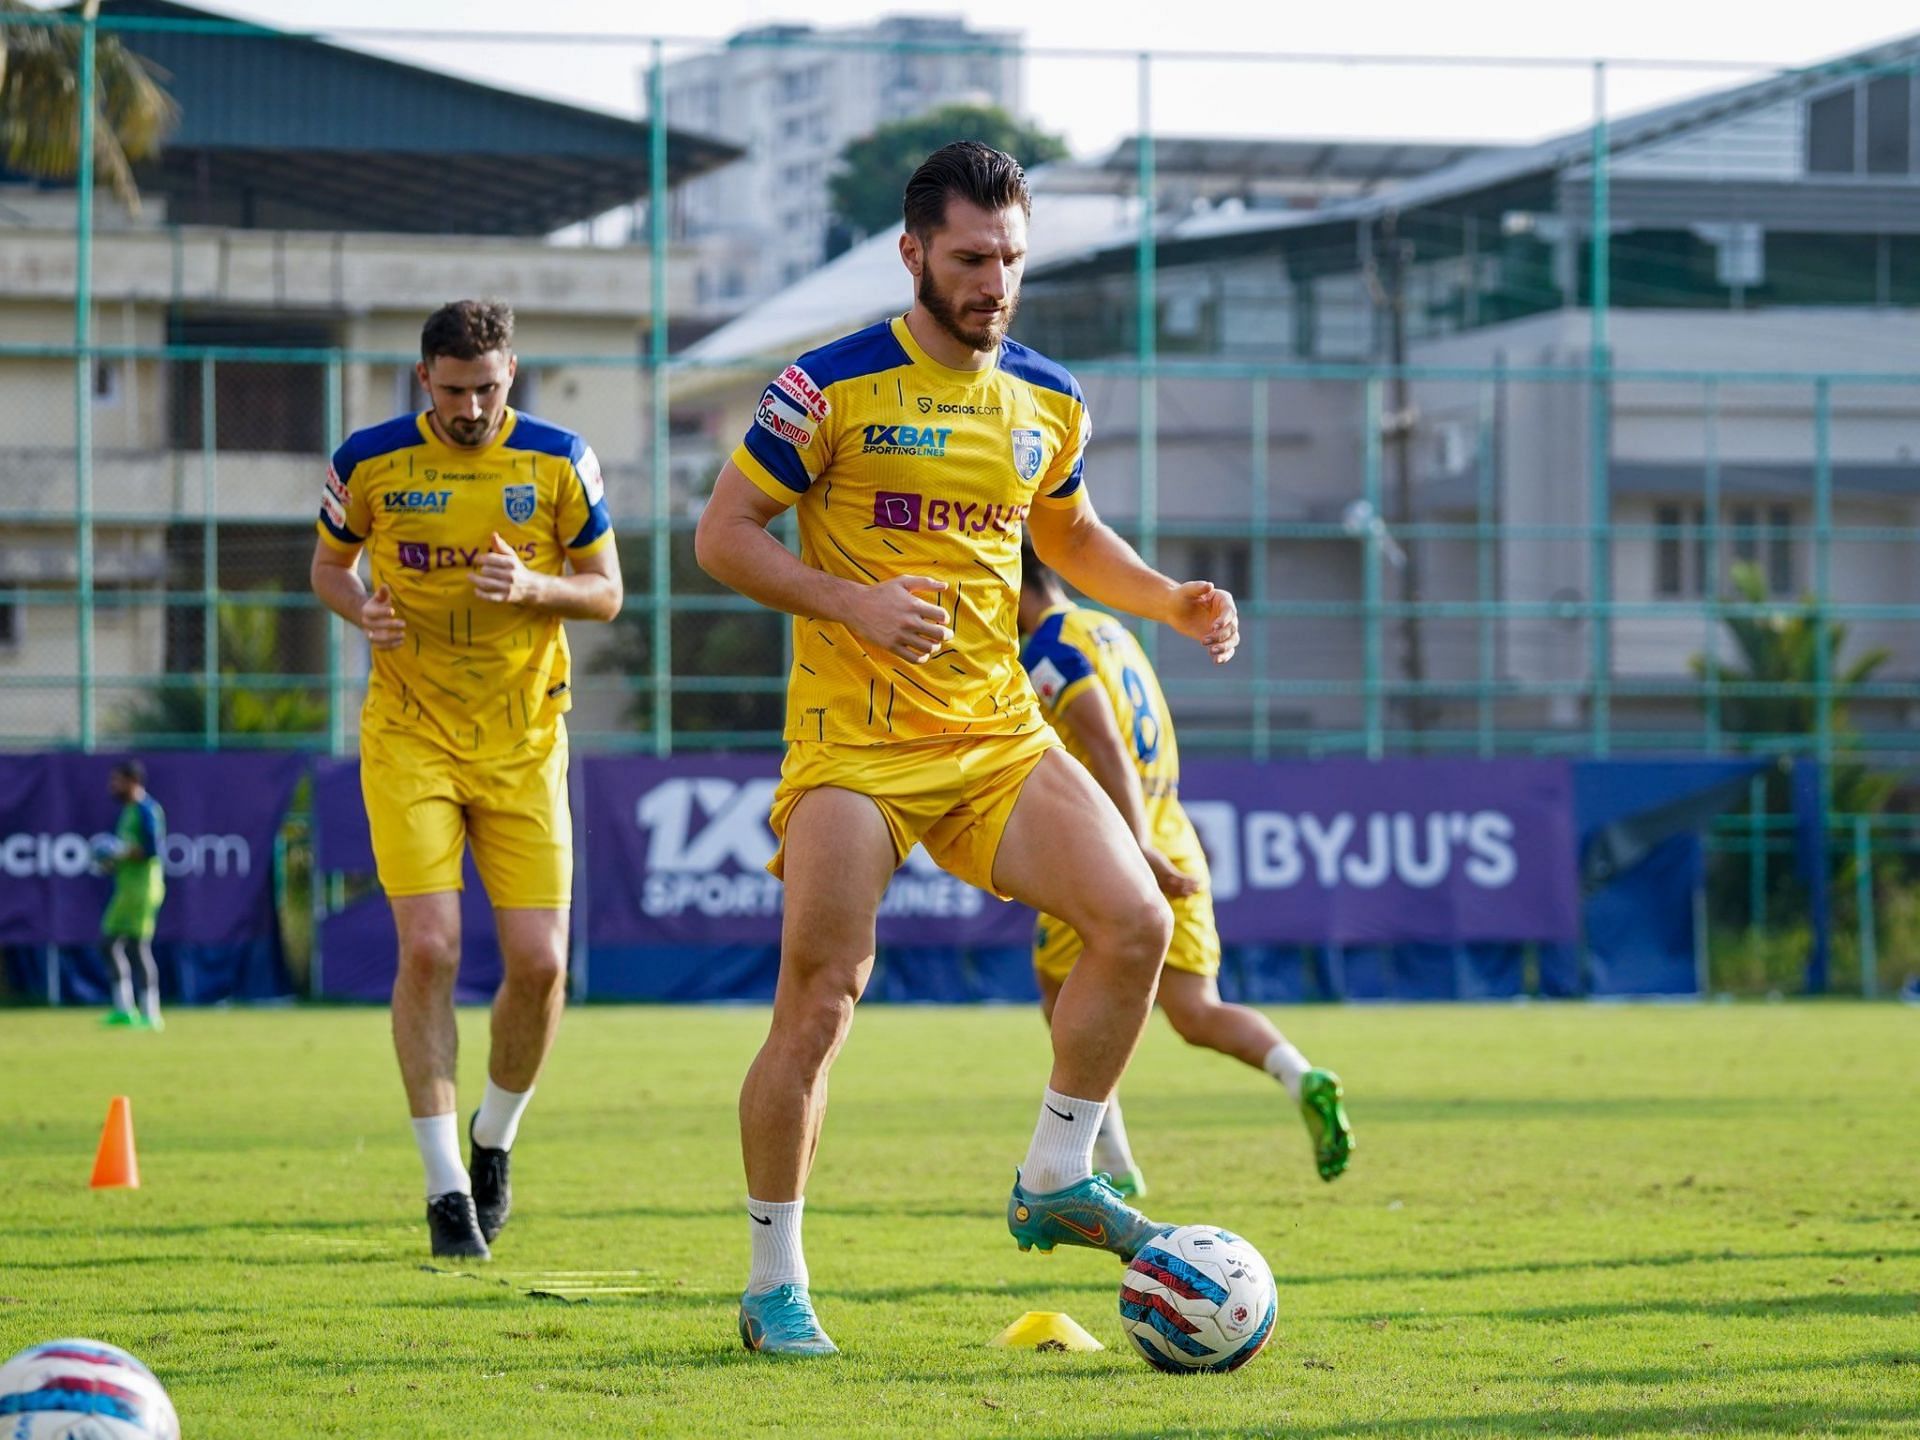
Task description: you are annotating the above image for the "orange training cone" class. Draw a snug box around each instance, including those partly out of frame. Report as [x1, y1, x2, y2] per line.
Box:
[90, 1095, 140, 1189]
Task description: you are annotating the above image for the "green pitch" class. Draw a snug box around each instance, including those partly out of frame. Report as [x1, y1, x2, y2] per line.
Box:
[1, 1002, 1915, 1437]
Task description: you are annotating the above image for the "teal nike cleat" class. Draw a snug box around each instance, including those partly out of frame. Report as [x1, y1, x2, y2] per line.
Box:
[1299, 1067, 1354, 1181]
[1008, 1170, 1170, 1260]
[738, 1284, 839, 1357]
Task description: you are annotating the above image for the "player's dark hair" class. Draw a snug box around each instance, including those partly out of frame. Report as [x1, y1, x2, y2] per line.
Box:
[421, 299, 515, 363]
[112, 759, 145, 784]
[1020, 539, 1062, 597]
[903, 142, 1032, 240]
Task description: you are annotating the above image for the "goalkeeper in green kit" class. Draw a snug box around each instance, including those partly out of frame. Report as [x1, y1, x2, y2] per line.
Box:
[98, 759, 166, 1031]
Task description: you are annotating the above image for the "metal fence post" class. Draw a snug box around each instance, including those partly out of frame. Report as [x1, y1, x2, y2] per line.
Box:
[74, 8, 99, 749]
[325, 353, 347, 756]
[1853, 815, 1877, 998]
[1250, 377, 1270, 759]
[1135, 50, 1158, 665]
[649, 39, 672, 757]
[1587, 58, 1612, 758]
[1363, 375, 1384, 759]
[201, 353, 219, 748]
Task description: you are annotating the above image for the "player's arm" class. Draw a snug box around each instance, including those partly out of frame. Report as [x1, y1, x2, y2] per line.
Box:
[1027, 495, 1239, 665]
[310, 539, 406, 650]
[694, 460, 952, 663]
[1055, 688, 1202, 899]
[471, 533, 623, 621]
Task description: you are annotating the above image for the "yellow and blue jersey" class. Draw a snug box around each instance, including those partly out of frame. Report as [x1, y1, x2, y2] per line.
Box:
[316, 409, 613, 757]
[730, 315, 1092, 744]
[1021, 603, 1198, 858]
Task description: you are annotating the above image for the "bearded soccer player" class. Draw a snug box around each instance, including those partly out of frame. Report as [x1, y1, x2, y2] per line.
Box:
[695, 142, 1240, 1356]
[1017, 545, 1353, 1194]
[309, 300, 621, 1260]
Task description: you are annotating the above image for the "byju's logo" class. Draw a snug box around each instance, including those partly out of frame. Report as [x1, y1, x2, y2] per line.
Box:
[397, 540, 535, 572]
[868, 493, 1027, 536]
[1185, 803, 1519, 902]
[861, 424, 952, 457]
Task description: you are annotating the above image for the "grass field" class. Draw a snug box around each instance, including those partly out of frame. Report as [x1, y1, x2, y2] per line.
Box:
[1, 1001, 1916, 1437]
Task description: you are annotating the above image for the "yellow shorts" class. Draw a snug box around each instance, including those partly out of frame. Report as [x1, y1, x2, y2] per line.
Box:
[361, 719, 572, 909]
[768, 728, 1060, 898]
[1034, 864, 1221, 983]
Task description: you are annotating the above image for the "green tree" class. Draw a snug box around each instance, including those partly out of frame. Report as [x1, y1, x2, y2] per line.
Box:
[1692, 561, 1895, 817]
[1, 0, 177, 211]
[828, 104, 1068, 243]
[116, 595, 329, 743]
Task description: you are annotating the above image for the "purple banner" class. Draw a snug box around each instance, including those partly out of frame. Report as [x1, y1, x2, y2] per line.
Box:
[1180, 758, 1579, 944]
[581, 755, 1033, 947]
[579, 754, 1576, 949]
[0, 752, 304, 946]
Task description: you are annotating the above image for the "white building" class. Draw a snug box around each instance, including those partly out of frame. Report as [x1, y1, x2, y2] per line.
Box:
[660, 14, 1024, 311]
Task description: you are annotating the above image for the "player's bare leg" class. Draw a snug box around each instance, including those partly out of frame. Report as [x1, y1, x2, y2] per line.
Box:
[736, 786, 895, 1356]
[468, 906, 569, 1245]
[995, 749, 1173, 1258]
[388, 891, 487, 1258]
[1157, 970, 1353, 1182]
[1038, 973, 1145, 1196]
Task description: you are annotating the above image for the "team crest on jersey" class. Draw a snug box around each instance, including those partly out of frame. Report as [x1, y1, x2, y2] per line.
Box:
[1011, 427, 1045, 481]
[503, 483, 537, 525]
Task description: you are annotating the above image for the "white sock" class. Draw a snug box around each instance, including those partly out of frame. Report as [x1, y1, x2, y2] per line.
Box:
[411, 1113, 469, 1198]
[1021, 1088, 1106, 1195]
[472, 1078, 534, 1151]
[1263, 1040, 1312, 1102]
[745, 1197, 808, 1294]
[1093, 1096, 1139, 1177]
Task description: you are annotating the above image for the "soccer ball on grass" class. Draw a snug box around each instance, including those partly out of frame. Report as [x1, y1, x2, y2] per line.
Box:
[0, 1338, 179, 1438]
[1119, 1224, 1277, 1373]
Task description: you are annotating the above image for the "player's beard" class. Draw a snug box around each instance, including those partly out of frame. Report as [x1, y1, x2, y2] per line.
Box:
[443, 412, 498, 447]
[918, 267, 1018, 353]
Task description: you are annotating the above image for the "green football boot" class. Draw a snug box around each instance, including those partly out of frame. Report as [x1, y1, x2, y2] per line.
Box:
[1008, 1170, 1169, 1260]
[101, 1009, 140, 1028]
[1099, 1162, 1147, 1199]
[738, 1284, 839, 1357]
[1298, 1067, 1354, 1181]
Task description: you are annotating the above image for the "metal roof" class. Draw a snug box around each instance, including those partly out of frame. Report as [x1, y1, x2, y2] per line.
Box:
[1032, 29, 1920, 282]
[100, 0, 741, 235]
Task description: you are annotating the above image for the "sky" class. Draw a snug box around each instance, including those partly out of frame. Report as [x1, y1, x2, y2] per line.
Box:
[54, 0, 1920, 156]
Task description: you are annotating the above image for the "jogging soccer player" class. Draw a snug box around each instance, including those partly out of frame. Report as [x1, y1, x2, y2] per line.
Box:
[1017, 546, 1353, 1193]
[99, 760, 165, 1031]
[695, 142, 1240, 1356]
[309, 300, 622, 1260]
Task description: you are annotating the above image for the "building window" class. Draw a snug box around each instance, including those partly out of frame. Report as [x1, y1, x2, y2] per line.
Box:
[93, 359, 122, 407]
[1730, 504, 1796, 596]
[1186, 540, 1251, 598]
[1867, 74, 1911, 174]
[168, 315, 336, 454]
[1807, 89, 1856, 173]
[0, 598, 18, 651]
[1655, 504, 1705, 597]
[1807, 75, 1916, 176]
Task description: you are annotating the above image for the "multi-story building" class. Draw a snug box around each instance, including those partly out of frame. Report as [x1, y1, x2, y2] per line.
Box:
[660, 14, 1024, 310]
[0, 0, 739, 745]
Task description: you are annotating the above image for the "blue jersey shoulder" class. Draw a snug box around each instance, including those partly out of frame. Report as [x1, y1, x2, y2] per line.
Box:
[1021, 609, 1095, 678]
[794, 320, 912, 389]
[999, 338, 1083, 403]
[332, 414, 427, 482]
[505, 411, 588, 465]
